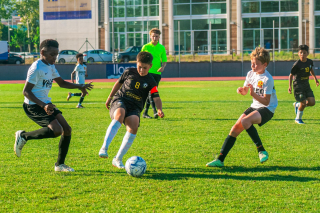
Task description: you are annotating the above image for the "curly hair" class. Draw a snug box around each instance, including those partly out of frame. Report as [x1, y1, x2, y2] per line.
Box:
[137, 52, 153, 64]
[250, 47, 270, 65]
[40, 39, 59, 51]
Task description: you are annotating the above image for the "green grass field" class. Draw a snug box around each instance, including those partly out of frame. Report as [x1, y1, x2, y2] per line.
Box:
[1, 80, 320, 212]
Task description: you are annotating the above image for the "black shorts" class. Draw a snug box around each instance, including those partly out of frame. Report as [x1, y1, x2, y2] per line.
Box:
[150, 73, 161, 86]
[294, 86, 314, 102]
[23, 103, 62, 127]
[243, 107, 274, 126]
[109, 99, 141, 123]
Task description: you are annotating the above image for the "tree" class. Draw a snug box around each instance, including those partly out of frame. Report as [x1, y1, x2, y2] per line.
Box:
[0, 0, 14, 19]
[32, 26, 39, 52]
[10, 26, 27, 52]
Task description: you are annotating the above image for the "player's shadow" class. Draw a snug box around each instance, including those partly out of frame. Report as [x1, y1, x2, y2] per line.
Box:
[144, 166, 320, 182]
[70, 169, 124, 176]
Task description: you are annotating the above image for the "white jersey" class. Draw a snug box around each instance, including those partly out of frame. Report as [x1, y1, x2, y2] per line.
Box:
[24, 60, 60, 105]
[74, 63, 86, 84]
[244, 70, 278, 113]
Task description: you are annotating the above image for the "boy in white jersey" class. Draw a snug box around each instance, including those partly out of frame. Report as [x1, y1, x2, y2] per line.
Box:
[206, 47, 278, 167]
[14, 39, 93, 172]
[67, 53, 88, 108]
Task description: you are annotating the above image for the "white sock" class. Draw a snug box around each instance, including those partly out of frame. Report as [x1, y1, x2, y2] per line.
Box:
[115, 132, 136, 160]
[296, 102, 300, 108]
[101, 120, 121, 150]
[296, 110, 303, 120]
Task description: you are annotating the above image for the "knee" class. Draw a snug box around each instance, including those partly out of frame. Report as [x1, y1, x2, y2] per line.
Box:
[53, 127, 63, 137]
[308, 100, 315, 106]
[63, 125, 72, 136]
[127, 126, 138, 135]
[241, 118, 251, 130]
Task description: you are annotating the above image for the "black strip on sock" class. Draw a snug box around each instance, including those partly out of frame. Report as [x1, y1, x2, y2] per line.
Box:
[246, 125, 265, 152]
[56, 135, 71, 166]
[21, 127, 56, 141]
[217, 135, 236, 162]
[79, 97, 84, 105]
[74, 93, 82, 96]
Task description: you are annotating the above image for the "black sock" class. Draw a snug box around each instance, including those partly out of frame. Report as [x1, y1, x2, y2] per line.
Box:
[144, 99, 150, 115]
[73, 93, 82, 96]
[79, 97, 84, 105]
[21, 127, 56, 141]
[150, 97, 157, 114]
[56, 135, 71, 166]
[217, 135, 236, 162]
[246, 125, 266, 152]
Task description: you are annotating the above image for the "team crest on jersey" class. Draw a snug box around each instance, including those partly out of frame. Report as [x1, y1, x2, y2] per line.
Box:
[257, 81, 263, 88]
[143, 83, 148, 88]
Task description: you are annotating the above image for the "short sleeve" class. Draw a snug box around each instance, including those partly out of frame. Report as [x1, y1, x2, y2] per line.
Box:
[74, 64, 80, 71]
[141, 45, 147, 52]
[26, 65, 41, 85]
[291, 62, 299, 75]
[118, 69, 129, 84]
[52, 68, 60, 79]
[161, 47, 167, 62]
[243, 72, 250, 87]
[149, 77, 159, 98]
[311, 59, 314, 68]
[264, 78, 274, 95]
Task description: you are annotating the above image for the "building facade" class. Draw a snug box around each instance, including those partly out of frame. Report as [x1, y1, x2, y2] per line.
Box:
[40, 0, 320, 54]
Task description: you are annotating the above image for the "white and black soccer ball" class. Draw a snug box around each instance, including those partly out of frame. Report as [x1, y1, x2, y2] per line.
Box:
[125, 156, 147, 177]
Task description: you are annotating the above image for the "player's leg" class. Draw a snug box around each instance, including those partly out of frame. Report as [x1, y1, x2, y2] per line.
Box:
[52, 113, 74, 172]
[67, 92, 81, 101]
[99, 104, 125, 158]
[150, 74, 162, 118]
[113, 115, 139, 169]
[241, 109, 272, 163]
[77, 92, 85, 108]
[206, 114, 246, 167]
[143, 92, 152, 119]
[293, 89, 308, 124]
[15, 104, 61, 157]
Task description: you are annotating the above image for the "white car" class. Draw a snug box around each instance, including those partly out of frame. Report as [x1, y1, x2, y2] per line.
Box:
[83, 49, 113, 63]
[56, 50, 78, 63]
[15, 52, 34, 59]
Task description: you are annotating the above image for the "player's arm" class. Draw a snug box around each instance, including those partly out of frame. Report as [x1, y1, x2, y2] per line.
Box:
[237, 86, 249, 95]
[71, 71, 75, 83]
[54, 77, 93, 95]
[310, 69, 319, 87]
[105, 81, 123, 109]
[23, 82, 56, 115]
[248, 84, 271, 106]
[288, 74, 293, 94]
[150, 86, 164, 118]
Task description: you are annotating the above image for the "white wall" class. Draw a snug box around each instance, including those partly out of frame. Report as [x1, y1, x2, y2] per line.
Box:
[39, 0, 98, 52]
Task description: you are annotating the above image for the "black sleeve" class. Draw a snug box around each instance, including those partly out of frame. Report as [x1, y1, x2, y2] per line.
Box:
[310, 59, 314, 68]
[118, 69, 129, 84]
[291, 61, 299, 75]
[149, 78, 160, 98]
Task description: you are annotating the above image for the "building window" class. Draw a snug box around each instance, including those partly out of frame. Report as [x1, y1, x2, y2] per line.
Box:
[243, 18, 260, 29]
[242, 2, 259, 13]
[315, 16, 320, 50]
[280, 0, 298, 12]
[242, 0, 298, 13]
[261, 1, 279, 13]
[174, 0, 226, 15]
[98, 0, 105, 26]
[316, 0, 320, 10]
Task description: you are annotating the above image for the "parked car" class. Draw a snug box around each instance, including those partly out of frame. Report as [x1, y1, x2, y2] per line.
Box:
[15, 52, 34, 59]
[56, 50, 78, 63]
[0, 41, 9, 64]
[8, 53, 24, 64]
[117, 46, 142, 62]
[83, 49, 113, 63]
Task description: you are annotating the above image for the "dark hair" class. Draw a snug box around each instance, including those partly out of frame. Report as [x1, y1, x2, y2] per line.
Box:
[76, 53, 83, 59]
[298, 45, 309, 52]
[137, 52, 153, 64]
[40, 39, 59, 51]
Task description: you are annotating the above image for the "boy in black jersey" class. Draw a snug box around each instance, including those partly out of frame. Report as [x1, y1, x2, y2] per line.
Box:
[99, 52, 165, 169]
[289, 45, 319, 124]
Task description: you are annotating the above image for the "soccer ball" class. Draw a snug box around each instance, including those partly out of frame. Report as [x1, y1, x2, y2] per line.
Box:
[125, 156, 147, 177]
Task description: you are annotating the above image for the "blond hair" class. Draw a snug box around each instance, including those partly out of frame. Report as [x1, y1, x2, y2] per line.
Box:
[149, 28, 161, 36]
[250, 47, 270, 65]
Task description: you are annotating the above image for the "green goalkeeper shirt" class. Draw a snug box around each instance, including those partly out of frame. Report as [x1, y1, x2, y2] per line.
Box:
[141, 41, 167, 75]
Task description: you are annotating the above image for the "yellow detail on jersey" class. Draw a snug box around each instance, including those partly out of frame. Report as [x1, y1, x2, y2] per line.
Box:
[257, 81, 263, 88]
[305, 67, 310, 72]
[135, 82, 140, 89]
[126, 92, 142, 101]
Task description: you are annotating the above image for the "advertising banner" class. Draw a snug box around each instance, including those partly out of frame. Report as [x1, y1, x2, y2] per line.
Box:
[43, 0, 92, 20]
[106, 63, 137, 79]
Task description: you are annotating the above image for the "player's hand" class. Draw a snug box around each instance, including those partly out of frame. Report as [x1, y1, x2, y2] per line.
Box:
[248, 84, 254, 96]
[157, 67, 164, 73]
[237, 87, 243, 94]
[105, 97, 112, 110]
[316, 80, 319, 87]
[157, 109, 164, 118]
[80, 81, 94, 95]
[44, 103, 56, 115]
[288, 87, 292, 94]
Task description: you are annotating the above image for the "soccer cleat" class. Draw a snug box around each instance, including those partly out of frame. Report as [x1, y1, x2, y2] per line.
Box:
[143, 114, 152, 119]
[259, 151, 269, 163]
[154, 113, 159, 119]
[14, 130, 27, 157]
[55, 164, 75, 172]
[112, 157, 125, 169]
[76, 105, 84, 108]
[67, 92, 72, 101]
[206, 159, 224, 167]
[293, 102, 298, 115]
[295, 119, 305, 124]
[99, 148, 109, 158]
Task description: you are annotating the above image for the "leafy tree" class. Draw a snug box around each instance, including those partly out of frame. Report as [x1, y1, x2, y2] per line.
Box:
[10, 26, 27, 51]
[0, 0, 14, 19]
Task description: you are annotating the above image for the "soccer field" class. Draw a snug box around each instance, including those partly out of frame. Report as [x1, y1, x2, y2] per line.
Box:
[1, 80, 320, 212]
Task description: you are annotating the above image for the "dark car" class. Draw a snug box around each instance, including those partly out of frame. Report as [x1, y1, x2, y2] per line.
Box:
[117, 46, 142, 62]
[8, 53, 24, 64]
